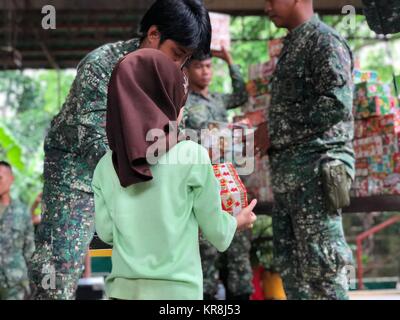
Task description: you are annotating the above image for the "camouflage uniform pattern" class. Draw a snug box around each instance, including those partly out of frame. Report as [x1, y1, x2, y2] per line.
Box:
[272, 177, 354, 300]
[362, 0, 400, 34]
[268, 15, 355, 300]
[0, 200, 35, 300]
[184, 64, 253, 299]
[29, 39, 140, 300]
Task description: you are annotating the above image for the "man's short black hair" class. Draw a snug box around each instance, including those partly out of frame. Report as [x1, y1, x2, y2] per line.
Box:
[139, 0, 211, 56]
[186, 51, 212, 67]
[0, 161, 12, 171]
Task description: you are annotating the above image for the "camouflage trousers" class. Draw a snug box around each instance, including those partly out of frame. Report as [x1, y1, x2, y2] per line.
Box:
[28, 183, 95, 300]
[272, 176, 354, 300]
[200, 229, 253, 299]
[0, 281, 30, 300]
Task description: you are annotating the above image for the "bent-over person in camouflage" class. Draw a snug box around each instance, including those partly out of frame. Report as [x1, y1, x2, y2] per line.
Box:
[29, 0, 212, 299]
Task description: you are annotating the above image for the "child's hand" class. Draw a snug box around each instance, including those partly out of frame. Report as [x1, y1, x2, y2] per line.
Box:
[236, 199, 257, 231]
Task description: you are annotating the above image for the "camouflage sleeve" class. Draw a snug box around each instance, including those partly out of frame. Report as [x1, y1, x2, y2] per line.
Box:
[221, 64, 249, 110]
[292, 34, 353, 138]
[23, 207, 35, 262]
[76, 61, 109, 171]
[183, 95, 210, 133]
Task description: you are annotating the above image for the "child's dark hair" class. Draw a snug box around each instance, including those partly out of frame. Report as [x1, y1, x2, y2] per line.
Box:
[0, 161, 12, 172]
[139, 0, 211, 55]
[186, 51, 212, 67]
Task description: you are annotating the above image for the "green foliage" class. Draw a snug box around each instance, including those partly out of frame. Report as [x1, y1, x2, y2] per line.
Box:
[251, 215, 274, 270]
[0, 124, 24, 171]
[0, 70, 74, 205]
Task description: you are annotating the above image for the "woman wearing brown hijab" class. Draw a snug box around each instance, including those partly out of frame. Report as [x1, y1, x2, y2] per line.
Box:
[93, 49, 257, 300]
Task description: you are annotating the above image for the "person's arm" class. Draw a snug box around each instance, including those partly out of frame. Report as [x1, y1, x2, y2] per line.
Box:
[289, 34, 354, 141]
[23, 207, 35, 263]
[92, 167, 113, 245]
[212, 47, 248, 109]
[183, 101, 210, 132]
[190, 147, 256, 252]
[31, 192, 42, 226]
[75, 61, 110, 171]
[83, 253, 91, 278]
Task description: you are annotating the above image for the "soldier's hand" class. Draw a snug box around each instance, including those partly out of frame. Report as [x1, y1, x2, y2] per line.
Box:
[211, 45, 233, 65]
[254, 121, 270, 157]
[236, 199, 257, 231]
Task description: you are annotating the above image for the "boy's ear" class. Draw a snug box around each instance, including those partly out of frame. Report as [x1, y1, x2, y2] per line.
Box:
[147, 25, 161, 43]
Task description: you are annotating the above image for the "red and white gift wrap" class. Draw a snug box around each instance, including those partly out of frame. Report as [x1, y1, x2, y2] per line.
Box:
[212, 163, 248, 217]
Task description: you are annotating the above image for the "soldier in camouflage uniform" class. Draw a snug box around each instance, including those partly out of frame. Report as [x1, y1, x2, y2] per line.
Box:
[0, 161, 35, 300]
[183, 48, 253, 300]
[263, 0, 355, 299]
[29, 0, 212, 299]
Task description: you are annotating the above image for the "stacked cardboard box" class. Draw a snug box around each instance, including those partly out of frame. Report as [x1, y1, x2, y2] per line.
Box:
[233, 40, 284, 202]
[353, 70, 379, 84]
[244, 39, 283, 112]
[212, 163, 248, 217]
[354, 81, 396, 119]
[240, 155, 274, 203]
[209, 12, 231, 51]
[351, 71, 400, 197]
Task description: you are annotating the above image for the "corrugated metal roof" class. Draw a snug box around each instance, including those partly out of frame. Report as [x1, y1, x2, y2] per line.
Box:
[0, 0, 363, 69]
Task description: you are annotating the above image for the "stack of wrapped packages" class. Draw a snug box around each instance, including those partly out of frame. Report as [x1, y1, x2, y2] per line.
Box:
[204, 121, 251, 216]
[245, 39, 283, 113]
[212, 163, 248, 216]
[351, 70, 400, 197]
[229, 40, 284, 203]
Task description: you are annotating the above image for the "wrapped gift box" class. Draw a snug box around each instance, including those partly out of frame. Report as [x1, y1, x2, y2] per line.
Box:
[355, 95, 392, 119]
[241, 110, 267, 128]
[351, 177, 369, 197]
[355, 82, 392, 99]
[368, 175, 385, 195]
[248, 59, 277, 81]
[380, 113, 400, 136]
[355, 158, 369, 177]
[248, 94, 271, 111]
[353, 70, 379, 84]
[354, 117, 381, 138]
[382, 134, 399, 154]
[212, 163, 248, 216]
[368, 155, 394, 175]
[240, 155, 274, 203]
[246, 77, 272, 98]
[383, 173, 400, 195]
[393, 153, 400, 173]
[209, 12, 231, 51]
[390, 96, 399, 109]
[268, 39, 284, 58]
[353, 136, 383, 158]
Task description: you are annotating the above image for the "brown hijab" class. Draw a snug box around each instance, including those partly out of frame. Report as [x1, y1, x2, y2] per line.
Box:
[106, 48, 188, 187]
